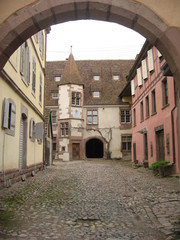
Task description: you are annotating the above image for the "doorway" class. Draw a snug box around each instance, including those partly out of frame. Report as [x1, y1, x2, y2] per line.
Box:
[86, 138, 103, 158]
[156, 129, 165, 161]
[19, 113, 27, 170]
[72, 143, 80, 160]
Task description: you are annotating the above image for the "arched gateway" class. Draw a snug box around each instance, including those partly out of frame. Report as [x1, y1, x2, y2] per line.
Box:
[0, 0, 180, 91]
[0, 0, 180, 166]
[86, 138, 104, 159]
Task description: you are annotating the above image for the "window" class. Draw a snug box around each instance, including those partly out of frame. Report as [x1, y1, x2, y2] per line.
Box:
[2, 98, 16, 136]
[122, 135, 132, 151]
[93, 75, 100, 81]
[121, 109, 131, 124]
[54, 76, 61, 82]
[92, 91, 100, 98]
[151, 89, 156, 114]
[147, 48, 154, 72]
[145, 95, 150, 118]
[52, 111, 57, 124]
[60, 123, 69, 137]
[131, 79, 135, 96]
[72, 92, 80, 106]
[113, 74, 119, 80]
[52, 92, 58, 99]
[32, 58, 36, 94]
[140, 101, 144, 122]
[20, 42, 30, 85]
[53, 142, 56, 151]
[141, 59, 148, 80]
[29, 118, 36, 141]
[39, 31, 44, 60]
[133, 108, 136, 126]
[162, 78, 168, 107]
[39, 74, 42, 104]
[137, 67, 142, 86]
[87, 110, 98, 125]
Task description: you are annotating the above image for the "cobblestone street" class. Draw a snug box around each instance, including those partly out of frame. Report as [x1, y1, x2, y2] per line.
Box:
[0, 160, 180, 240]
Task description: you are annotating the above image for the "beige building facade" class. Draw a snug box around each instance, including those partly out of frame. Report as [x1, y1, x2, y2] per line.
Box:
[45, 54, 134, 161]
[0, 30, 47, 187]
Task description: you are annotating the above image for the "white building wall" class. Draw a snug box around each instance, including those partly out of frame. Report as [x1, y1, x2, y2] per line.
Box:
[83, 106, 126, 159]
[58, 85, 70, 119]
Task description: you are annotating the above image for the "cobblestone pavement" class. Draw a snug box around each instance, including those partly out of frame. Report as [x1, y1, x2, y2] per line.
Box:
[0, 160, 180, 240]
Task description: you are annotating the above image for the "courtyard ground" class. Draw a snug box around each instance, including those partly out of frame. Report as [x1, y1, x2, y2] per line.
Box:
[0, 159, 179, 240]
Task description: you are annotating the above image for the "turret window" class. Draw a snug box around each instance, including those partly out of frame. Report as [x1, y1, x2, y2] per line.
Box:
[61, 122, 69, 137]
[72, 92, 81, 106]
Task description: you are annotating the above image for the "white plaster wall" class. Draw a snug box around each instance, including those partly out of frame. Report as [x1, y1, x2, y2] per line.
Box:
[59, 138, 69, 161]
[83, 106, 132, 159]
[58, 85, 69, 119]
[71, 119, 83, 137]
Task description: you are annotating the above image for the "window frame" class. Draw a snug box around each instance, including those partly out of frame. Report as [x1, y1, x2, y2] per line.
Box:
[60, 122, 69, 137]
[112, 74, 119, 81]
[151, 89, 156, 115]
[2, 98, 16, 136]
[162, 78, 169, 108]
[72, 92, 81, 106]
[93, 75, 100, 81]
[87, 109, 98, 125]
[52, 111, 57, 125]
[140, 101, 144, 122]
[120, 109, 131, 124]
[32, 57, 36, 94]
[145, 95, 150, 118]
[92, 91, 100, 98]
[121, 135, 132, 152]
[52, 92, 58, 99]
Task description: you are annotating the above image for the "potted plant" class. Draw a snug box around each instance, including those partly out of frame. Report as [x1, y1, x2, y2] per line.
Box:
[151, 160, 170, 177]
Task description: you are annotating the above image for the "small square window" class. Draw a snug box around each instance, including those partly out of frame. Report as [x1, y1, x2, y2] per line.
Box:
[113, 75, 119, 80]
[93, 91, 100, 98]
[54, 76, 61, 82]
[93, 75, 100, 81]
[52, 93, 58, 99]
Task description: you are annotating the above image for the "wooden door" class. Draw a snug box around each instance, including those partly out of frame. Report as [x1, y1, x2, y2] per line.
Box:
[72, 143, 80, 160]
[156, 129, 165, 161]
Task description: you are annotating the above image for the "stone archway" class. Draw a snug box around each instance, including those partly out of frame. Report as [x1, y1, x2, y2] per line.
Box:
[0, 0, 180, 91]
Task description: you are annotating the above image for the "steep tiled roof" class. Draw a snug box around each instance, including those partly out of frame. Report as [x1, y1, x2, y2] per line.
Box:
[59, 54, 83, 86]
[45, 58, 134, 106]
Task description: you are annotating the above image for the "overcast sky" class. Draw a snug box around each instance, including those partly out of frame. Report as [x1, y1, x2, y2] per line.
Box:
[46, 20, 146, 61]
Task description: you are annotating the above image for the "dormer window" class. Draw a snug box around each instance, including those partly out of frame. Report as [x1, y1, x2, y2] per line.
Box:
[113, 74, 119, 81]
[72, 92, 81, 106]
[92, 91, 100, 98]
[93, 75, 100, 81]
[54, 76, 61, 82]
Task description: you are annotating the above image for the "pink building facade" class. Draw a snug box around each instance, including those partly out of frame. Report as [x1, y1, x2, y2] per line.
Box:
[125, 41, 179, 174]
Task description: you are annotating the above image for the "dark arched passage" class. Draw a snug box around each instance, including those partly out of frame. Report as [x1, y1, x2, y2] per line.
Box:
[86, 138, 104, 158]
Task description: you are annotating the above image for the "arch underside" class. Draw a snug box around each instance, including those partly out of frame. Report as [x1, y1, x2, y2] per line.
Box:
[0, 0, 180, 88]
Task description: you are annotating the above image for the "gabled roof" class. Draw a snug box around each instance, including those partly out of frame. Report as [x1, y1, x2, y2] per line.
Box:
[59, 53, 83, 86]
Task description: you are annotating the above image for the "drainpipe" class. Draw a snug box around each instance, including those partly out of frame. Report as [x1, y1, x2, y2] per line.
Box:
[171, 106, 176, 164]
[2, 131, 6, 182]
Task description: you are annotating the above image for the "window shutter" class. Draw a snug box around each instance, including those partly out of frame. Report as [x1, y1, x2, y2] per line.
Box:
[29, 118, 33, 138]
[147, 49, 154, 72]
[2, 98, 9, 129]
[10, 103, 16, 131]
[20, 43, 25, 75]
[131, 79, 135, 96]
[141, 59, 148, 80]
[27, 47, 31, 85]
[35, 122, 44, 140]
[157, 50, 162, 58]
[137, 68, 142, 86]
